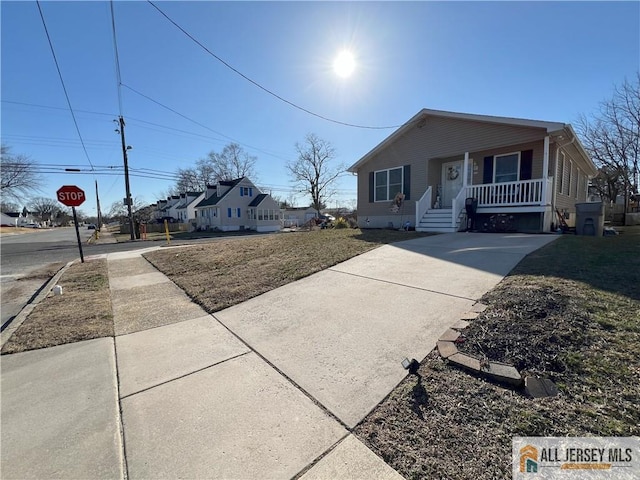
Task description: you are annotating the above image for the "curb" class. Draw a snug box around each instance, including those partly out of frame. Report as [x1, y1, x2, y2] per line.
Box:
[0, 261, 75, 349]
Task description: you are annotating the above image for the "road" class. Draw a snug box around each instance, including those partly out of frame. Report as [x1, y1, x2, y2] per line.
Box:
[0, 227, 152, 330]
[1, 228, 262, 331]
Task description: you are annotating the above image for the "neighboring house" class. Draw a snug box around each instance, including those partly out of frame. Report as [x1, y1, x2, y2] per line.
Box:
[1, 212, 18, 226]
[156, 196, 181, 222]
[174, 191, 205, 224]
[194, 177, 282, 232]
[282, 207, 318, 227]
[348, 108, 598, 233]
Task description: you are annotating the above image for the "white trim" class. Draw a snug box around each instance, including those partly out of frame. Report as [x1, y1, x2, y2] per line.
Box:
[463, 152, 469, 189]
[373, 166, 404, 202]
[493, 151, 521, 183]
[542, 136, 550, 205]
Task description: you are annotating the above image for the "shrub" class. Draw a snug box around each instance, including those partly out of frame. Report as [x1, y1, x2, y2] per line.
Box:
[334, 217, 349, 229]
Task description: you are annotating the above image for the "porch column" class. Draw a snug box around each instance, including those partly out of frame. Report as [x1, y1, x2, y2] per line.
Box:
[542, 136, 550, 204]
[463, 151, 469, 189]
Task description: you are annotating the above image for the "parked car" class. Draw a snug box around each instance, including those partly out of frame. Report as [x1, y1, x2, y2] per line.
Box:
[87, 224, 96, 230]
[318, 214, 335, 223]
[24, 223, 40, 228]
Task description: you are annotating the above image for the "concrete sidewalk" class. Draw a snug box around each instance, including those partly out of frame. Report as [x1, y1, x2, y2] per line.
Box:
[1, 232, 556, 479]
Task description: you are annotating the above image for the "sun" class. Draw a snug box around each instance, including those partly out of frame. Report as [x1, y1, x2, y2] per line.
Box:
[333, 50, 356, 78]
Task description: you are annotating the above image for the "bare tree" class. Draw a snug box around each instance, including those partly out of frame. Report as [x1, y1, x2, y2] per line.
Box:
[108, 197, 147, 223]
[287, 133, 345, 214]
[29, 197, 61, 223]
[0, 200, 20, 213]
[208, 143, 258, 182]
[1, 145, 44, 202]
[576, 74, 639, 214]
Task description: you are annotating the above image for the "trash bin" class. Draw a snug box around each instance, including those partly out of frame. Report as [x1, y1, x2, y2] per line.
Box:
[575, 202, 604, 236]
[465, 197, 478, 231]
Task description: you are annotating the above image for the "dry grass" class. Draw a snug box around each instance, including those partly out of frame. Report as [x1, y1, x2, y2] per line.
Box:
[144, 228, 430, 312]
[0, 226, 46, 235]
[354, 226, 640, 480]
[1, 259, 113, 354]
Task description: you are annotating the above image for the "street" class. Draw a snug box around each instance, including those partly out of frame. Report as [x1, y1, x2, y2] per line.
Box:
[1, 227, 149, 330]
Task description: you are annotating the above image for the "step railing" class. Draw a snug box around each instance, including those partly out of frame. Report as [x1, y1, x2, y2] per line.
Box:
[451, 187, 468, 227]
[415, 185, 432, 227]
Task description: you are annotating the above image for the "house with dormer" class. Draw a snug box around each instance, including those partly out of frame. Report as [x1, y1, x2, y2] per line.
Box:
[194, 177, 282, 232]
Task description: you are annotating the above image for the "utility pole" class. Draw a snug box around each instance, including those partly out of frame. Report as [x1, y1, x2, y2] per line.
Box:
[95, 180, 102, 231]
[116, 116, 135, 240]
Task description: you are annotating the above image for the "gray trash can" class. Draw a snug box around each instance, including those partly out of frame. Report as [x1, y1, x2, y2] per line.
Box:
[575, 202, 605, 236]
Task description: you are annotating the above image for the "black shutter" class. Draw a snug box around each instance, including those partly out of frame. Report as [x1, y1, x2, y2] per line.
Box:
[520, 150, 533, 180]
[369, 172, 374, 203]
[483, 156, 493, 184]
[403, 165, 411, 200]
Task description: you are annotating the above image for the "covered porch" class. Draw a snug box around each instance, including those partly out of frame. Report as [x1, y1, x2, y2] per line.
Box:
[416, 137, 554, 231]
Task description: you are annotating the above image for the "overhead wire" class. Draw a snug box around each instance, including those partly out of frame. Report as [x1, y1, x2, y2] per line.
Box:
[35, 1, 96, 171]
[110, 0, 124, 116]
[146, 0, 405, 130]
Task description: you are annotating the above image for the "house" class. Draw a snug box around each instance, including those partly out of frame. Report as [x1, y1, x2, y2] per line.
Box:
[156, 195, 181, 222]
[348, 108, 598, 233]
[1, 212, 18, 227]
[282, 207, 318, 227]
[174, 191, 205, 225]
[194, 177, 282, 232]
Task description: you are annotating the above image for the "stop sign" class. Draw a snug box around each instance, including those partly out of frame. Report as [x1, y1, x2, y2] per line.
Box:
[57, 185, 86, 207]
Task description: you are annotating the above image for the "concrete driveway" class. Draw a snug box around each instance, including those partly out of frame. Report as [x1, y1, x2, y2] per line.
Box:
[215, 232, 557, 428]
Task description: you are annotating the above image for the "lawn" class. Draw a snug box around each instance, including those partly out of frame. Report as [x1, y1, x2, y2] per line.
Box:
[144, 228, 431, 312]
[1, 259, 113, 354]
[354, 226, 640, 480]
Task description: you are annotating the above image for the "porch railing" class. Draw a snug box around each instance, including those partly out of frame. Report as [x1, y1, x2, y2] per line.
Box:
[466, 178, 551, 207]
[415, 185, 432, 227]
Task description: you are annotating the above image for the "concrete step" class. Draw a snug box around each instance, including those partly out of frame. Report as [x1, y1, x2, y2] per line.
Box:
[416, 226, 458, 233]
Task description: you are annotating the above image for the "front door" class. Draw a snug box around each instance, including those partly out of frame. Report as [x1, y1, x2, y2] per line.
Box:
[441, 160, 463, 207]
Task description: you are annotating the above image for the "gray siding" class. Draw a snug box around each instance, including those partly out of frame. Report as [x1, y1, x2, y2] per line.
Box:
[356, 116, 549, 218]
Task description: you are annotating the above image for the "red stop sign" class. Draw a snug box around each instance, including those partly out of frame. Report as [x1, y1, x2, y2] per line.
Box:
[57, 185, 86, 207]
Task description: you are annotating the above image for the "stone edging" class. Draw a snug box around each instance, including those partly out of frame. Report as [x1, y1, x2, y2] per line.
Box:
[436, 302, 558, 398]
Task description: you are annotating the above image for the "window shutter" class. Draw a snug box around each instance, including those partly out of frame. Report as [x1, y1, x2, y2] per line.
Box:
[240, 188, 244, 197]
[403, 165, 411, 200]
[368, 172, 374, 203]
[249, 188, 253, 197]
[227, 208, 232, 218]
[237, 208, 241, 218]
[483, 156, 494, 184]
[520, 150, 533, 180]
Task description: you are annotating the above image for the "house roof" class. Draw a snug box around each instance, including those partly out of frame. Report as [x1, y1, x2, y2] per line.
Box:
[347, 108, 593, 173]
[248, 194, 268, 207]
[195, 177, 245, 208]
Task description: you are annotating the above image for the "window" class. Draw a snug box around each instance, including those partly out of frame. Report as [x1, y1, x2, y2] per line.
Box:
[240, 187, 252, 197]
[558, 152, 565, 194]
[374, 167, 403, 202]
[258, 210, 263, 221]
[269, 210, 275, 220]
[568, 161, 573, 196]
[494, 153, 519, 183]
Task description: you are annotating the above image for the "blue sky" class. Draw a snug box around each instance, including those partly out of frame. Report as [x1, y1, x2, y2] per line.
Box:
[2, 1, 638, 218]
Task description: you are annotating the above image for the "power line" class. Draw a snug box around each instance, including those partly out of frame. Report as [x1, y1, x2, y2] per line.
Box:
[35, 1, 96, 171]
[121, 84, 294, 162]
[146, 1, 403, 130]
[110, 0, 124, 116]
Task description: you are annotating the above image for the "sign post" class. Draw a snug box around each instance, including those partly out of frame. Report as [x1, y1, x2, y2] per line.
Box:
[57, 185, 86, 263]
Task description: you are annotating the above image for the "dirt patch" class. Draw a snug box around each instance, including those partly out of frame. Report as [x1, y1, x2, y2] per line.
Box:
[355, 227, 640, 480]
[2, 259, 113, 354]
[145, 228, 431, 313]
